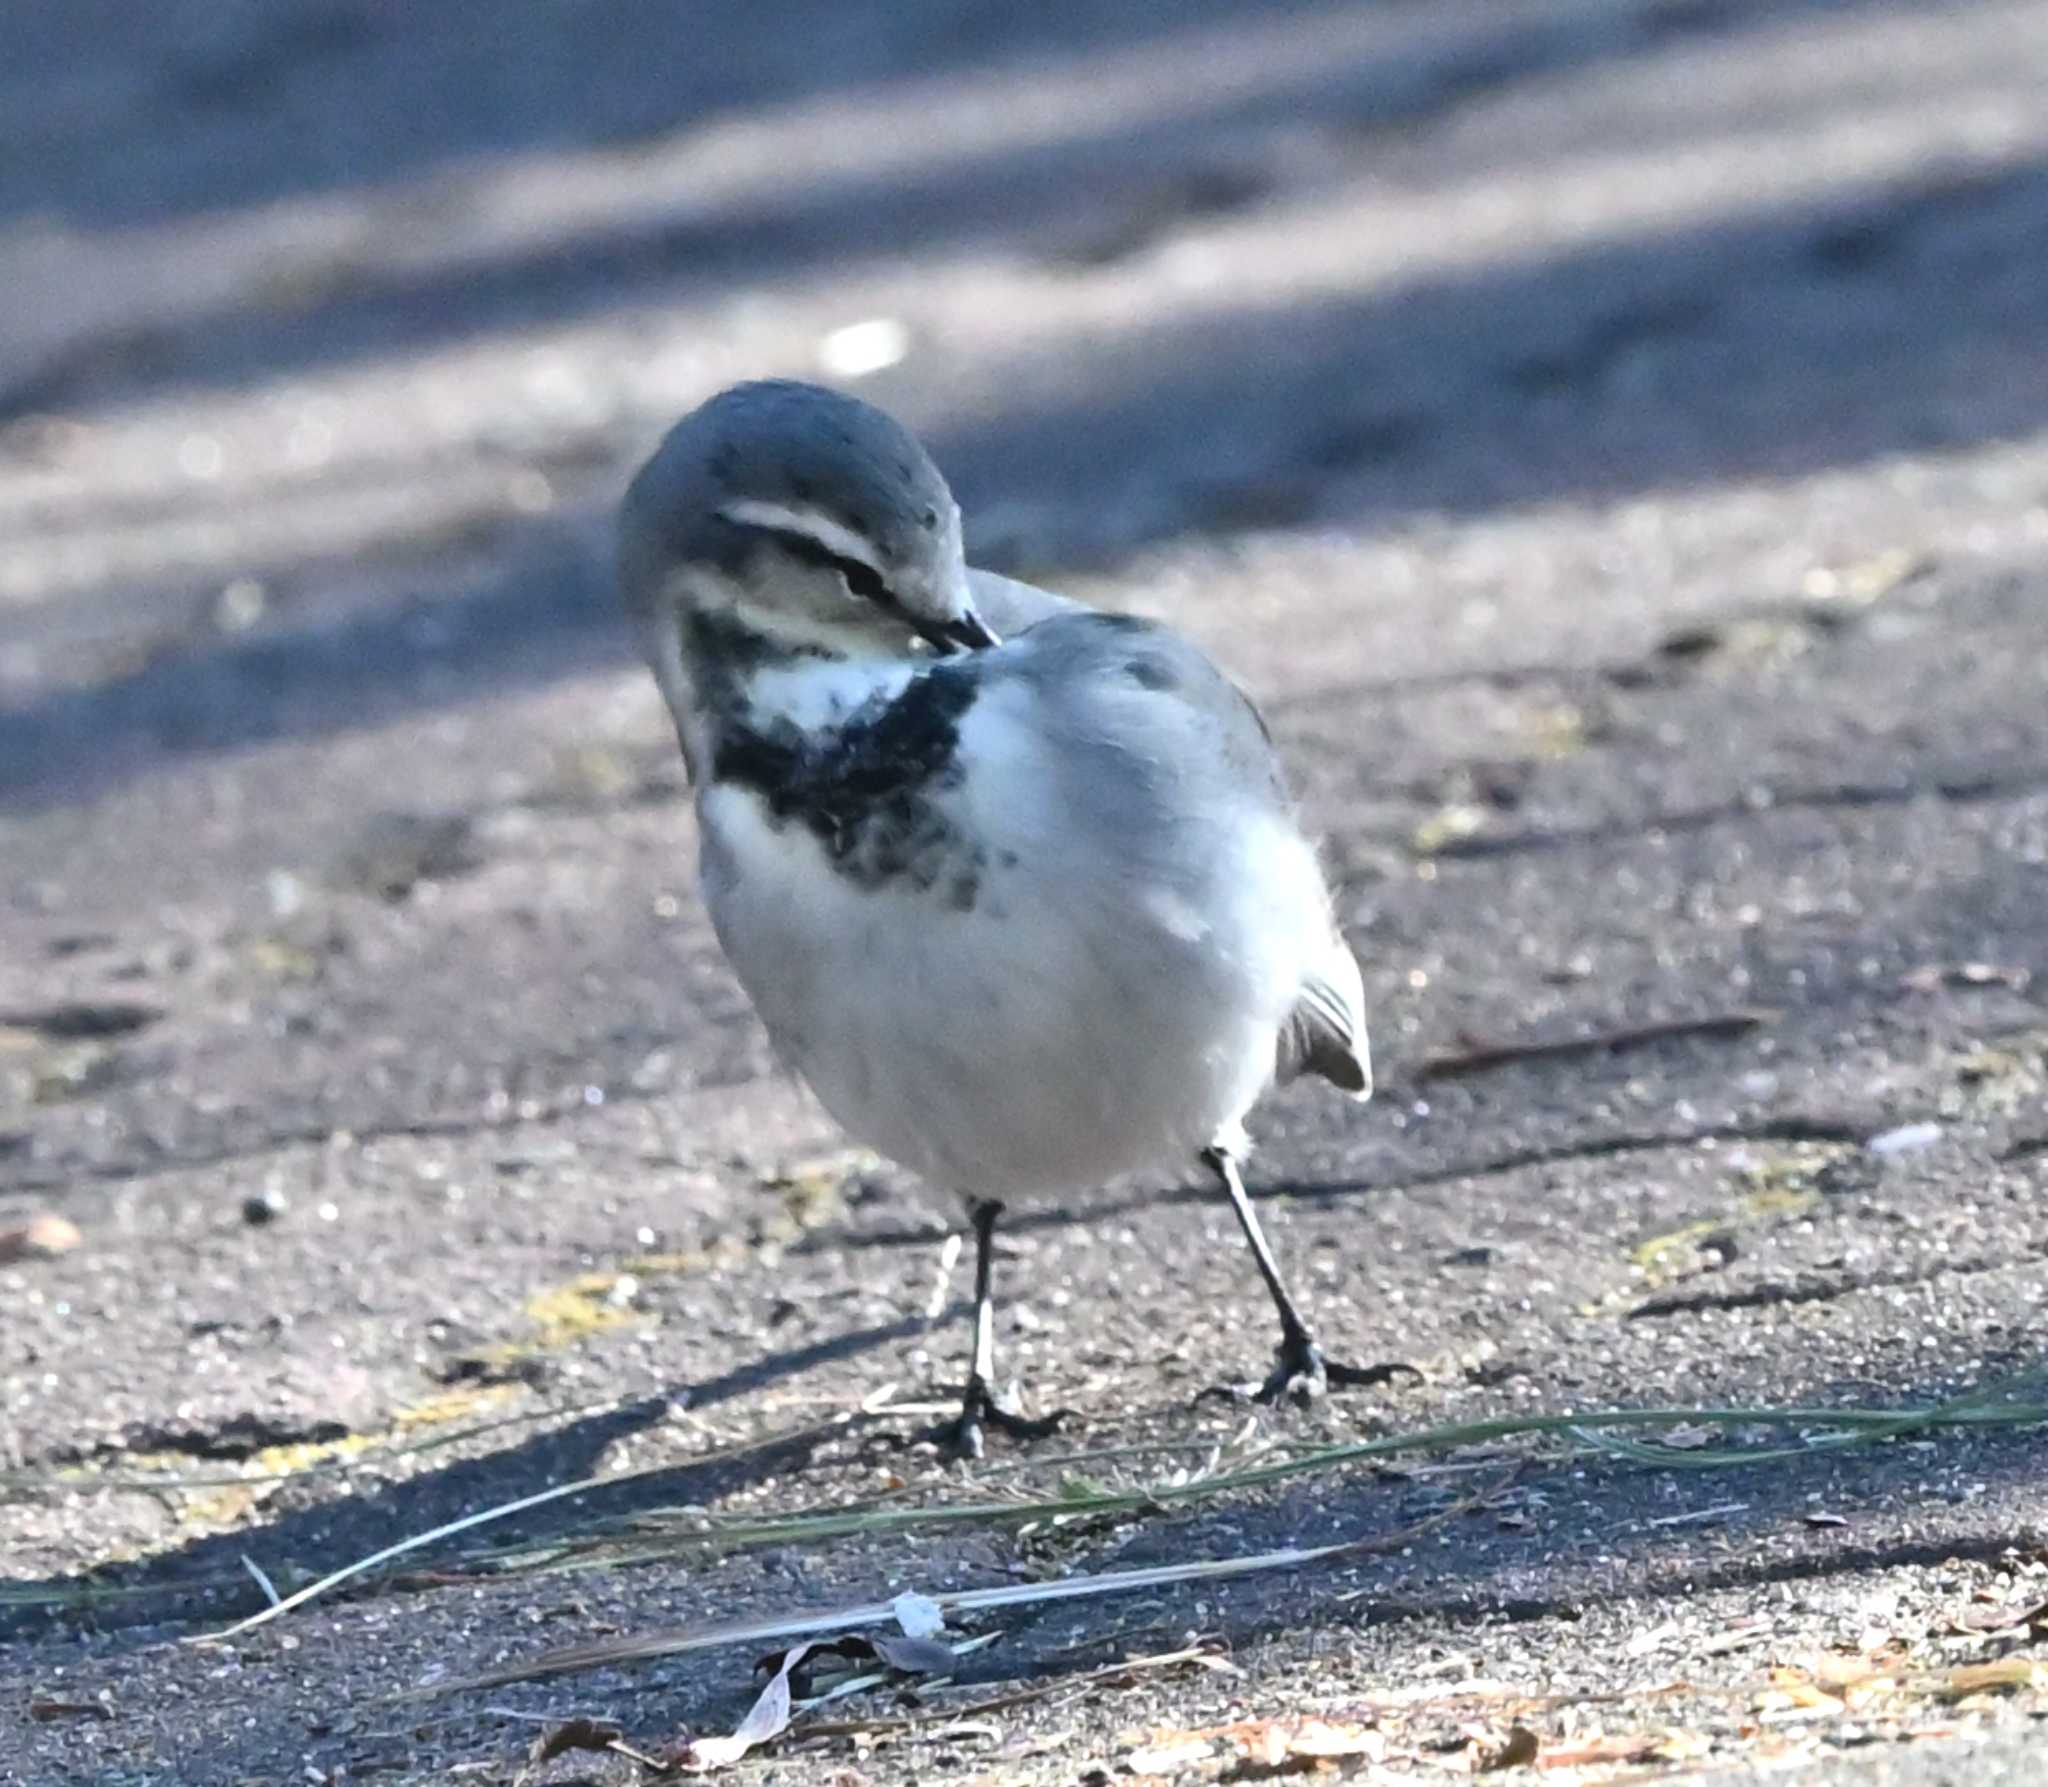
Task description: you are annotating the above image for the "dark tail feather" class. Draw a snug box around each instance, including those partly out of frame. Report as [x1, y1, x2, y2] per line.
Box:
[1279, 970, 1372, 1100]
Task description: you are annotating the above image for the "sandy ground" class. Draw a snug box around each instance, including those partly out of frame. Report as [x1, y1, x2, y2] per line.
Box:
[4, 2, 2048, 1781]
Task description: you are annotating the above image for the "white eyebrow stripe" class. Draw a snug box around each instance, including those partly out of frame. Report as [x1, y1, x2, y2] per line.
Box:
[718, 499, 883, 573]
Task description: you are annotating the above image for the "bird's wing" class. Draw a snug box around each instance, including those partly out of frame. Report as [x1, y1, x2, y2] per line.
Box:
[966, 566, 1084, 638]
[992, 609, 1288, 802]
[1279, 940, 1372, 1100]
[985, 608, 1371, 1102]
[1033, 611, 1371, 1102]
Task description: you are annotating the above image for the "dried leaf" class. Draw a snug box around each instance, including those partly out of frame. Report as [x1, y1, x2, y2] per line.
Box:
[1126, 1735, 1216, 1773]
[1221, 1717, 1383, 1773]
[783, 1631, 957, 1682]
[1288, 1720, 1385, 1761]
[681, 1643, 811, 1770]
[1411, 803, 1487, 856]
[1953, 1596, 2048, 1635]
[869, 1633, 956, 1675]
[1537, 1732, 1661, 1767]
[1941, 1656, 2047, 1699]
[1760, 1667, 1843, 1713]
[1651, 1730, 1714, 1762]
[1700, 1619, 1771, 1656]
[1625, 1621, 1681, 1657]
[28, 1696, 112, 1722]
[1811, 1652, 1893, 1690]
[526, 1716, 622, 1764]
[1477, 1724, 1540, 1771]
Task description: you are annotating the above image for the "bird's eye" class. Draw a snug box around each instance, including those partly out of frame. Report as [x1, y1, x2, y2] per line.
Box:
[756, 524, 899, 611]
[834, 556, 892, 606]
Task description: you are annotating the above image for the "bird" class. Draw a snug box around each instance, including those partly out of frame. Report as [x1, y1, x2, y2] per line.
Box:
[618, 379, 1392, 1456]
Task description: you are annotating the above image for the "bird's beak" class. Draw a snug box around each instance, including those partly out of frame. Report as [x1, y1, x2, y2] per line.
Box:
[919, 607, 1001, 654]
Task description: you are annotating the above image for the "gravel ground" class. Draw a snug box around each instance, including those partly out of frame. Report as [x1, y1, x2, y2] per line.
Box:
[4, 3, 2047, 1782]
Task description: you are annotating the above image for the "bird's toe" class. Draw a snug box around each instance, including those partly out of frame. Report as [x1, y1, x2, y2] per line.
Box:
[920, 1379, 1064, 1459]
[982, 1397, 1068, 1442]
[1222, 1337, 1419, 1407]
[1323, 1357, 1423, 1390]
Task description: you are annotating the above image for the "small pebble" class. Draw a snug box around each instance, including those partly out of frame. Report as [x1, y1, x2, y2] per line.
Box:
[1866, 1120, 1942, 1158]
[241, 1189, 288, 1226]
[817, 317, 909, 379]
[0, 1211, 82, 1262]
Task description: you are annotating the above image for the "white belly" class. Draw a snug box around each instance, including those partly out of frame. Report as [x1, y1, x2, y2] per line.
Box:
[695, 778, 1322, 1201]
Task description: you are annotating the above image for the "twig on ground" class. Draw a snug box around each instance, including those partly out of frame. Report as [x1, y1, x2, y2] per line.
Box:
[1417, 1009, 1775, 1081]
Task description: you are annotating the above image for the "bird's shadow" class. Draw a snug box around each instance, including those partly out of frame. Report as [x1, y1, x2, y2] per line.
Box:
[0, 1309, 940, 1655]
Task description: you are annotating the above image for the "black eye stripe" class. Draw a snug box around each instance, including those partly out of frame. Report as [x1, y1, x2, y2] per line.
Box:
[751, 523, 899, 608]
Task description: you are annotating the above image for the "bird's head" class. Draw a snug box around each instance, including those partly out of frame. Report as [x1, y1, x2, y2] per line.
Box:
[619, 380, 998, 670]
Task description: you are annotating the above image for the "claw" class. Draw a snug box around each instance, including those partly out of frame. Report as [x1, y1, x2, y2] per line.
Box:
[1209, 1335, 1418, 1406]
[924, 1380, 1066, 1459]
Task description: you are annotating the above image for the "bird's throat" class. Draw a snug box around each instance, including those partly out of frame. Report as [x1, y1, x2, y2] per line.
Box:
[684, 605, 919, 744]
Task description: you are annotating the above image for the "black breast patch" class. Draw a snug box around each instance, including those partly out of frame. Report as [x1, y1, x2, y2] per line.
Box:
[711, 660, 986, 905]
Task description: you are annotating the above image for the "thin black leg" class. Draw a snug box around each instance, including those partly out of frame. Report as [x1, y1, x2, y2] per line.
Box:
[928, 1200, 1066, 1459]
[1204, 1146, 1417, 1403]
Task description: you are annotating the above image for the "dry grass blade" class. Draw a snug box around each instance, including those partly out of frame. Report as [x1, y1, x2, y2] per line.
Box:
[195, 1413, 858, 1641]
[190, 1365, 2044, 1640]
[427, 1545, 1356, 1694]
[542, 1371, 2047, 1571]
[422, 1471, 1509, 1696]
[196, 1476, 613, 1644]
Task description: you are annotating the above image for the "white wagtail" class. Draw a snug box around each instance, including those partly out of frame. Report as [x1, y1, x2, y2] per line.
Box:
[620, 380, 1392, 1455]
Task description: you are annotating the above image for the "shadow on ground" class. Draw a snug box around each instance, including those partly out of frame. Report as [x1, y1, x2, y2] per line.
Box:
[8, 155, 2047, 806]
[13, 1362, 2043, 1752]
[4, 0, 1353, 228]
[0, 1310, 946, 1650]
[2, 0, 1847, 397]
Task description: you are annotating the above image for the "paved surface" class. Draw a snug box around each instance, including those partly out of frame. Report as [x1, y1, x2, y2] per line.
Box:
[4, 2, 2048, 1781]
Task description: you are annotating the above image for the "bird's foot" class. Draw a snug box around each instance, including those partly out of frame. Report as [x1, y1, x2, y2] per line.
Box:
[1215, 1335, 1421, 1407]
[925, 1378, 1067, 1461]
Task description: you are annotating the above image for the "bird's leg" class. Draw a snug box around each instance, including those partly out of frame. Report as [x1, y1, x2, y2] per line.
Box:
[928, 1199, 1065, 1459]
[1204, 1146, 1416, 1404]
